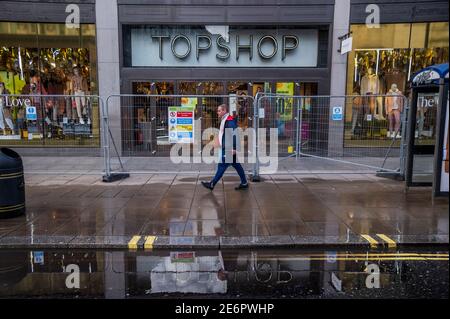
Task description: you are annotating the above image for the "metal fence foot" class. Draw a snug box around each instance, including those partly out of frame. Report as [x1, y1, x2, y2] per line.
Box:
[375, 169, 404, 181]
[251, 174, 261, 182]
[102, 173, 130, 183]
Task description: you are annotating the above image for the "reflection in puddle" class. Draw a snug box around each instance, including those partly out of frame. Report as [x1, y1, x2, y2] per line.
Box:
[0, 249, 448, 298]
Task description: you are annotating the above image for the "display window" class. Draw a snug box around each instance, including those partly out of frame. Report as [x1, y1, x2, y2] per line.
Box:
[345, 22, 449, 147]
[0, 22, 99, 147]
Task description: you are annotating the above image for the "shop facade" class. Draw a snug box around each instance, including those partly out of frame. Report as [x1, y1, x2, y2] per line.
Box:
[0, 0, 100, 155]
[344, 0, 449, 149]
[0, 0, 448, 158]
[117, 0, 334, 155]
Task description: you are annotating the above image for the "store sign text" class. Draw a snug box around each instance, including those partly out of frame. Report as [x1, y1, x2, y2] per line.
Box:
[151, 34, 299, 61]
[4, 97, 32, 108]
[131, 28, 318, 67]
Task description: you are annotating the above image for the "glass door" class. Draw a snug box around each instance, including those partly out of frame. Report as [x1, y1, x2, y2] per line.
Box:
[411, 91, 439, 184]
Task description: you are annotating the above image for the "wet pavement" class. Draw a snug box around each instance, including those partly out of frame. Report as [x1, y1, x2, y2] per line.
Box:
[0, 173, 447, 249]
[0, 248, 447, 299]
[20, 156, 402, 175]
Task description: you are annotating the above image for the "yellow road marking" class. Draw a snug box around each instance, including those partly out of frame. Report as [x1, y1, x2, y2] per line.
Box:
[128, 236, 141, 250]
[415, 254, 449, 257]
[361, 234, 379, 248]
[427, 258, 450, 261]
[144, 236, 156, 250]
[264, 257, 446, 261]
[272, 253, 449, 259]
[280, 253, 449, 257]
[376, 234, 397, 248]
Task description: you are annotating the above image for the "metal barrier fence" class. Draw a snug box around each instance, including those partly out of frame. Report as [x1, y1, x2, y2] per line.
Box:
[2, 93, 408, 179]
[104, 94, 255, 177]
[253, 93, 409, 178]
[0, 94, 106, 174]
[0, 94, 103, 146]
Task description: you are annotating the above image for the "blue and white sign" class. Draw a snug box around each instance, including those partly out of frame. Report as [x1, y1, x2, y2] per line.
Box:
[33, 251, 44, 265]
[177, 118, 193, 125]
[26, 106, 37, 121]
[332, 106, 343, 121]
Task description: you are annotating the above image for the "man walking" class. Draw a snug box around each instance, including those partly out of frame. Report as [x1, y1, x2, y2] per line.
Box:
[201, 104, 248, 191]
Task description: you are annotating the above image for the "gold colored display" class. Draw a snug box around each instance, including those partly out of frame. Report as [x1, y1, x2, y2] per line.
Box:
[0, 22, 99, 147]
[345, 22, 449, 147]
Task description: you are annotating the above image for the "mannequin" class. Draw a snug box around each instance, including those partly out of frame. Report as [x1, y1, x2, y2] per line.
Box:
[384, 69, 406, 94]
[69, 66, 89, 125]
[360, 67, 385, 120]
[0, 82, 15, 135]
[384, 83, 404, 138]
[351, 86, 363, 136]
[63, 71, 73, 121]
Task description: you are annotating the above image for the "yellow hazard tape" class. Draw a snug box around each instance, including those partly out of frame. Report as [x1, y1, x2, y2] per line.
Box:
[376, 234, 397, 249]
[361, 234, 379, 248]
[128, 236, 141, 250]
[144, 236, 157, 250]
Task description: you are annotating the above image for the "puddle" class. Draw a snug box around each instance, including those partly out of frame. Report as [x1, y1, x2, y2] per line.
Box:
[0, 249, 448, 298]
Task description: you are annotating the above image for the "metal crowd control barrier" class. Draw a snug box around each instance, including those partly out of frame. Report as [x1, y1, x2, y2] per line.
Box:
[0, 94, 105, 174]
[103, 94, 255, 180]
[252, 94, 409, 180]
[1, 93, 409, 180]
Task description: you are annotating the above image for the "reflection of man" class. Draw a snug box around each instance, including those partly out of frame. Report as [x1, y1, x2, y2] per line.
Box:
[201, 104, 248, 191]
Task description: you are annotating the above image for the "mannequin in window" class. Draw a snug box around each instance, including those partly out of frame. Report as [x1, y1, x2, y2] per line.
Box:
[63, 70, 73, 121]
[384, 83, 404, 138]
[22, 72, 48, 135]
[70, 66, 89, 124]
[0, 82, 15, 135]
[351, 85, 363, 136]
[360, 67, 385, 120]
[237, 91, 249, 128]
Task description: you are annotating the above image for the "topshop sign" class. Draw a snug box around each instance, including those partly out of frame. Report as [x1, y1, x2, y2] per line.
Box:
[131, 27, 318, 67]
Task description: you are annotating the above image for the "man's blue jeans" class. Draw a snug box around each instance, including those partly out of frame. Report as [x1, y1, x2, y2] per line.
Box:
[211, 162, 248, 187]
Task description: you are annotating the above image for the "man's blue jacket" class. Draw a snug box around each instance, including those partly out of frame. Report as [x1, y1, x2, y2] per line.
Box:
[221, 115, 239, 163]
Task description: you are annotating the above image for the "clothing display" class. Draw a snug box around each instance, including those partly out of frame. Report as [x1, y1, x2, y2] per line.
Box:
[360, 68, 385, 120]
[70, 67, 90, 124]
[0, 83, 15, 134]
[384, 84, 404, 138]
[360, 74, 380, 95]
[351, 94, 363, 136]
[384, 71, 407, 93]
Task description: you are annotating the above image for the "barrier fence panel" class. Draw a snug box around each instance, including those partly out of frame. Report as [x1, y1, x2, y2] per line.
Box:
[104, 94, 255, 176]
[1, 93, 408, 177]
[0, 94, 105, 173]
[254, 94, 409, 176]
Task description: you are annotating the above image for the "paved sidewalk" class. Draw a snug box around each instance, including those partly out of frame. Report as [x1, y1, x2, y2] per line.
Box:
[21, 156, 402, 174]
[0, 173, 448, 249]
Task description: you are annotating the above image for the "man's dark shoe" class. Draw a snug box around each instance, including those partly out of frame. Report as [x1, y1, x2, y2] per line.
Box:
[201, 181, 214, 191]
[235, 183, 249, 190]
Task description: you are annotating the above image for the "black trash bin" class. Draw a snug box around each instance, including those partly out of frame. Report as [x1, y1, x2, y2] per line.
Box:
[0, 148, 25, 219]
